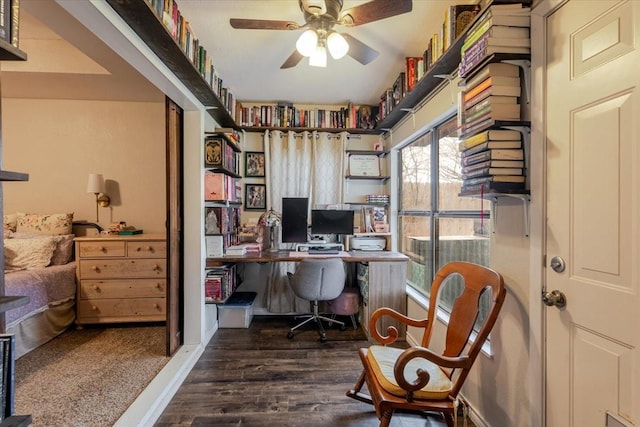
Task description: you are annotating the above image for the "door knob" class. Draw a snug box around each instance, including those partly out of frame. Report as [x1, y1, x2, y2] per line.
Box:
[542, 290, 566, 308]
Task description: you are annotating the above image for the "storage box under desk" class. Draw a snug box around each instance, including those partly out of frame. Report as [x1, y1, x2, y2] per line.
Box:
[218, 292, 256, 328]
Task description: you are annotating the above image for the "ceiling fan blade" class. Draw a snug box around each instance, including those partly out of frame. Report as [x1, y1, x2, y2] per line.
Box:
[281, 50, 305, 69]
[341, 33, 379, 65]
[230, 18, 300, 30]
[339, 0, 412, 26]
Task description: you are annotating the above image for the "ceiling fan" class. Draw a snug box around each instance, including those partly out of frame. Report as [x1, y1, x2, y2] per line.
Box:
[229, 0, 412, 69]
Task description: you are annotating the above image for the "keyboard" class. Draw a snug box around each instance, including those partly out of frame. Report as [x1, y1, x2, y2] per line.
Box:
[308, 249, 339, 255]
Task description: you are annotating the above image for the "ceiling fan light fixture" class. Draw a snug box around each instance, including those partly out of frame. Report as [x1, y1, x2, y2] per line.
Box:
[309, 44, 327, 67]
[327, 32, 349, 59]
[296, 29, 318, 57]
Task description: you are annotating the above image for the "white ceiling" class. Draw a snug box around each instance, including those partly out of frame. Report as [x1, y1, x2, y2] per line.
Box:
[2, 0, 473, 109]
[177, 0, 469, 106]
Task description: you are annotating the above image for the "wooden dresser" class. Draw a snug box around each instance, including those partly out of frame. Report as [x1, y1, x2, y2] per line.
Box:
[74, 234, 167, 326]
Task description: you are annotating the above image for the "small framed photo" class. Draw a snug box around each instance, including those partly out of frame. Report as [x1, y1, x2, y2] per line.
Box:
[245, 184, 267, 210]
[245, 152, 265, 177]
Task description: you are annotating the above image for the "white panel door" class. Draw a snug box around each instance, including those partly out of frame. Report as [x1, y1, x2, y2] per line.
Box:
[545, 1, 639, 426]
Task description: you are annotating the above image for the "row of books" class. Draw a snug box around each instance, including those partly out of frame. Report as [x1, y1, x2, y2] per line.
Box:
[204, 264, 238, 303]
[458, 129, 526, 194]
[459, 3, 531, 78]
[204, 172, 242, 203]
[204, 206, 241, 235]
[146, 0, 238, 122]
[204, 135, 241, 174]
[378, 4, 482, 123]
[0, 0, 20, 48]
[458, 62, 523, 136]
[238, 103, 378, 130]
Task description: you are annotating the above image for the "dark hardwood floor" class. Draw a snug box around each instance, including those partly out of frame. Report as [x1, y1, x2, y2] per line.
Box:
[155, 316, 475, 427]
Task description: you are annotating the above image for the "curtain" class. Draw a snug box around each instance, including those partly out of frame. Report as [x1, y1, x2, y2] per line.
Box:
[263, 130, 346, 313]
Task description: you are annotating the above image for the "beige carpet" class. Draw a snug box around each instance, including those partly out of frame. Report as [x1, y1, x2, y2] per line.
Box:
[14, 325, 169, 427]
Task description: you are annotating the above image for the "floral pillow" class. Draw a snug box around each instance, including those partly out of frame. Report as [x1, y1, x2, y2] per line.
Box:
[3, 213, 17, 233]
[4, 237, 57, 271]
[16, 212, 74, 236]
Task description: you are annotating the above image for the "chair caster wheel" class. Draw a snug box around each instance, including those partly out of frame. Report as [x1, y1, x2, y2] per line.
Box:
[320, 334, 328, 343]
[339, 324, 347, 331]
[287, 332, 294, 339]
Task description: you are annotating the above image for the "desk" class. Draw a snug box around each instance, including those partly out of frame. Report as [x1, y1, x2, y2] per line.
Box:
[207, 251, 408, 339]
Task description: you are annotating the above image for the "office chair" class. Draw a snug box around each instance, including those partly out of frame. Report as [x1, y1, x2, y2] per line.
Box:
[286, 258, 347, 342]
[346, 261, 506, 426]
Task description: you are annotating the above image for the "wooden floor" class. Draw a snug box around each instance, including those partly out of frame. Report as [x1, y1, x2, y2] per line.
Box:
[155, 316, 475, 427]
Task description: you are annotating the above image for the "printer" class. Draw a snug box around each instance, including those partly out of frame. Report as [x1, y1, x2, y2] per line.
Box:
[350, 236, 387, 251]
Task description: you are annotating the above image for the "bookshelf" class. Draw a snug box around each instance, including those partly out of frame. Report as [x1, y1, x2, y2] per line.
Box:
[105, 0, 239, 128]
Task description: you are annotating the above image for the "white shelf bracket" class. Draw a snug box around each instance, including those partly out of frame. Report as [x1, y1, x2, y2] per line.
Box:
[489, 194, 531, 237]
[502, 59, 531, 109]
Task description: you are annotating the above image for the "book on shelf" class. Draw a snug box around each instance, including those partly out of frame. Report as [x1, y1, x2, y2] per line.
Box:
[462, 158, 525, 173]
[405, 57, 421, 92]
[443, 4, 481, 51]
[0, 0, 9, 43]
[462, 31, 531, 57]
[464, 85, 521, 110]
[463, 76, 521, 102]
[465, 93, 518, 112]
[466, 4, 531, 36]
[205, 235, 224, 258]
[225, 245, 247, 256]
[460, 181, 526, 194]
[462, 167, 524, 180]
[10, 0, 18, 48]
[462, 148, 524, 166]
[460, 45, 531, 77]
[461, 139, 522, 156]
[463, 174, 525, 186]
[462, 101, 521, 124]
[392, 72, 406, 108]
[459, 128, 523, 148]
[463, 62, 521, 89]
[462, 24, 530, 53]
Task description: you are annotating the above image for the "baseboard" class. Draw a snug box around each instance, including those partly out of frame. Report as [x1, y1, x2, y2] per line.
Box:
[113, 336, 211, 426]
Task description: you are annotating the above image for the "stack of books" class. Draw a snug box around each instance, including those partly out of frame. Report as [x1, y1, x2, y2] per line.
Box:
[225, 245, 248, 256]
[459, 129, 526, 194]
[459, 62, 522, 136]
[459, 3, 531, 78]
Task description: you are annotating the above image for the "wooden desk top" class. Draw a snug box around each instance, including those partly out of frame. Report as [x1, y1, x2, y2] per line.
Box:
[206, 250, 408, 267]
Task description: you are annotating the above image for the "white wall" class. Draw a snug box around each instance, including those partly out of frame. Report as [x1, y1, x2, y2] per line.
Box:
[3, 98, 166, 232]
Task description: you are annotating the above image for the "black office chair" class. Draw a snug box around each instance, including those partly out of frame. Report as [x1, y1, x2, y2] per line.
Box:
[286, 258, 346, 342]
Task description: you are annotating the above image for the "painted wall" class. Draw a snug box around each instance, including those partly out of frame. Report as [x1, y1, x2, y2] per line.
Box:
[394, 78, 533, 426]
[2, 98, 166, 233]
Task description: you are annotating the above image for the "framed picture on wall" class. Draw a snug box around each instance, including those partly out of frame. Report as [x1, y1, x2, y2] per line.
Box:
[245, 184, 267, 210]
[245, 152, 265, 177]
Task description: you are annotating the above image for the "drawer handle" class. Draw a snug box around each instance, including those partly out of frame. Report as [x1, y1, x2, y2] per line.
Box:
[100, 246, 106, 252]
[91, 265, 99, 272]
[91, 305, 98, 311]
[146, 246, 153, 251]
[156, 283, 162, 289]
[153, 303, 160, 309]
[153, 264, 161, 271]
[92, 285, 100, 291]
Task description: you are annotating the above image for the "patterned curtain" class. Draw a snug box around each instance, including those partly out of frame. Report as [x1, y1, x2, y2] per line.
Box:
[263, 129, 346, 313]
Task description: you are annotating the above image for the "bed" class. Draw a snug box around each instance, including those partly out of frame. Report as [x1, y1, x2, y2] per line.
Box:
[3, 212, 78, 358]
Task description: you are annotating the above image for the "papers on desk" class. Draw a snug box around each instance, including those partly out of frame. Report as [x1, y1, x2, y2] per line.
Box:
[290, 251, 351, 258]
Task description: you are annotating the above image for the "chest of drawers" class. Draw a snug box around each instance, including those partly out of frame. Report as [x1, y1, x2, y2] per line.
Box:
[74, 234, 167, 326]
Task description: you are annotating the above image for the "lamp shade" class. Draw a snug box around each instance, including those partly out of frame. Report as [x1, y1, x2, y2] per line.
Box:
[327, 32, 349, 59]
[296, 29, 318, 57]
[86, 173, 106, 194]
[309, 45, 327, 67]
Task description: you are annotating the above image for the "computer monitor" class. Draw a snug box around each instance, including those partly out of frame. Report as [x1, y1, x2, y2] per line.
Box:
[281, 197, 309, 243]
[310, 210, 354, 236]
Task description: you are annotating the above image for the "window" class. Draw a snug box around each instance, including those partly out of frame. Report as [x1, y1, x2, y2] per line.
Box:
[398, 115, 491, 323]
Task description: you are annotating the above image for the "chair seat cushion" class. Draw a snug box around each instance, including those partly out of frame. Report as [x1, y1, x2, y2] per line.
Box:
[367, 345, 452, 400]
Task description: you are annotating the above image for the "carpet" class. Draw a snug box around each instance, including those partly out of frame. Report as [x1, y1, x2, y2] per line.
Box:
[14, 325, 169, 427]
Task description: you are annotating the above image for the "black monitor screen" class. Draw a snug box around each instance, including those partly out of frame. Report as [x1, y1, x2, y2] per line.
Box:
[311, 210, 354, 235]
[281, 198, 309, 243]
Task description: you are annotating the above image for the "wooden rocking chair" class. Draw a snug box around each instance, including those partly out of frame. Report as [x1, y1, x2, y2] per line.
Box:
[346, 261, 506, 427]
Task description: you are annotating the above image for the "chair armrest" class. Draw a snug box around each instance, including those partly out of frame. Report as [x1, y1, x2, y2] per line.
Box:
[393, 346, 471, 393]
[369, 307, 430, 345]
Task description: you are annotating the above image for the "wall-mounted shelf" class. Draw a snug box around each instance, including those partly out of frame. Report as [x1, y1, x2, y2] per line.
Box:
[242, 126, 380, 135]
[0, 171, 28, 182]
[345, 175, 390, 182]
[105, 0, 239, 128]
[345, 150, 389, 158]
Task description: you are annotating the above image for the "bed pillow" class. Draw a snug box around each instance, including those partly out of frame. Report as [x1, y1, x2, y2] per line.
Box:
[4, 237, 57, 271]
[16, 212, 74, 236]
[3, 213, 17, 233]
[11, 232, 75, 265]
